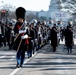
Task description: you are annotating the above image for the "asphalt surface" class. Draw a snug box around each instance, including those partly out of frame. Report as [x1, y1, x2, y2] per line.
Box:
[0, 39, 76, 75]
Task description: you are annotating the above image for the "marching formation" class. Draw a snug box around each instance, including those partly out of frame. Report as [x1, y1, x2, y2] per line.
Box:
[0, 7, 74, 68]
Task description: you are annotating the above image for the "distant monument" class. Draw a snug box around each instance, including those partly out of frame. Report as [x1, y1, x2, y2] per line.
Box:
[27, 0, 71, 23]
[48, 0, 70, 22]
[49, 0, 63, 11]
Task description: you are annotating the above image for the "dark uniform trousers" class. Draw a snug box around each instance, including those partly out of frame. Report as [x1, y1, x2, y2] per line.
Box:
[16, 39, 26, 67]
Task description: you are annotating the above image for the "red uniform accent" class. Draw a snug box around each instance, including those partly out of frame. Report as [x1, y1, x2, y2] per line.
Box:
[17, 25, 21, 29]
[26, 38, 29, 44]
[21, 33, 24, 36]
[17, 25, 24, 35]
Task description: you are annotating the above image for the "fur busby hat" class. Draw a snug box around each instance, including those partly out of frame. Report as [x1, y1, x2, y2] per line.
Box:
[16, 7, 26, 21]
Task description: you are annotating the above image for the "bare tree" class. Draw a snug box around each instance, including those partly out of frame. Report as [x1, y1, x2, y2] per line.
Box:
[26, 13, 40, 22]
[62, 0, 76, 13]
[0, 4, 16, 22]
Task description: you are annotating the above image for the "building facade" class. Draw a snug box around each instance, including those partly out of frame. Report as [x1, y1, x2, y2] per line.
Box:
[26, 0, 71, 22]
[38, 0, 71, 22]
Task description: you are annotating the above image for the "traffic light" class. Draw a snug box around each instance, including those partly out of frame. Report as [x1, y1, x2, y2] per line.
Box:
[1, 10, 6, 17]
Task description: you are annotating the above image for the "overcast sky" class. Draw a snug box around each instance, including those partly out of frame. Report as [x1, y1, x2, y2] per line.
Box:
[0, 0, 50, 11]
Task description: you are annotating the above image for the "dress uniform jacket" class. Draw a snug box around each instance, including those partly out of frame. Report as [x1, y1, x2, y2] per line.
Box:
[13, 22, 26, 51]
[50, 27, 58, 47]
[65, 29, 73, 46]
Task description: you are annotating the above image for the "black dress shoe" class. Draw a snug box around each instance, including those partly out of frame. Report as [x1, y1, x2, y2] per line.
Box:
[16, 64, 20, 68]
[20, 65, 22, 67]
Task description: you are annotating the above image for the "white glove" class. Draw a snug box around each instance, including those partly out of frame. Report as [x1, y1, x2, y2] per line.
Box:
[19, 30, 26, 34]
[21, 34, 28, 39]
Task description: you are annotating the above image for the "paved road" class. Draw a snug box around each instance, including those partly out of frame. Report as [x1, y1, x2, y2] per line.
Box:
[0, 38, 76, 75]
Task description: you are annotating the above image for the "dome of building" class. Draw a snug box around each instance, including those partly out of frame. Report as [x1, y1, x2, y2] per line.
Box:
[49, 0, 64, 11]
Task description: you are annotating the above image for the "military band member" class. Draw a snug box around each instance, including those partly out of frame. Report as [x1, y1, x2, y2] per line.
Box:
[50, 26, 58, 52]
[13, 7, 26, 68]
[27, 24, 35, 58]
[64, 26, 73, 54]
[0, 21, 3, 47]
[9, 23, 14, 50]
[0, 22, 7, 47]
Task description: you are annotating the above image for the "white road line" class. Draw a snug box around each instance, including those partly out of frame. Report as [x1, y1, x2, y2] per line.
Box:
[9, 56, 15, 60]
[9, 68, 20, 75]
[0, 56, 6, 58]
[9, 52, 37, 75]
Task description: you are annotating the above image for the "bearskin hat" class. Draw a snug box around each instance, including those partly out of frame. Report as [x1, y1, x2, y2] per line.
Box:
[16, 7, 26, 21]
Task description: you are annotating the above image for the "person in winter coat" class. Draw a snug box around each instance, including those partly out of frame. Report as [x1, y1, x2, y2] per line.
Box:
[65, 26, 73, 54]
[50, 26, 58, 52]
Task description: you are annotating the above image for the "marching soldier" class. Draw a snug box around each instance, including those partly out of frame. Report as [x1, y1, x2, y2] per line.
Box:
[0, 21, 3, 47]
[36, 21, 42, 50]
[13, 7, 27, 68]
[0, 22, 7, 47]
[50, 26, 58, 52]
[9, 23, 14, 50]
[27, 24, 35, 58]
[65, 26, 73, 54]
[0, 23, 7, 47]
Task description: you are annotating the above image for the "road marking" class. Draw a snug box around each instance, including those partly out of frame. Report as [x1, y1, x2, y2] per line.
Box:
[9, 52, 37, 75]
[9, 68, 20, 75]
[0, 56, 6, 58]
[9, 56, 15, 60]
